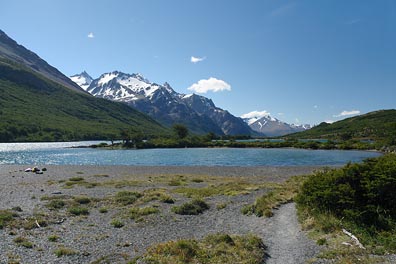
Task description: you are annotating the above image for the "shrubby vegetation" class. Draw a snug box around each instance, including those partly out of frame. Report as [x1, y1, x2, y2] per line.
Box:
[296, 154, 396, 252]
[135, 233, 266, 264]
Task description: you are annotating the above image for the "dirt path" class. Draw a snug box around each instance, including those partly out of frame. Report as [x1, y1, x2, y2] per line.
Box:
[264, 203, 320, 264]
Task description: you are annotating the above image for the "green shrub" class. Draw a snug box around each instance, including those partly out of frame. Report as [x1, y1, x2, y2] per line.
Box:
[46, 199, 66, 210]
[296, 154, 396, 252]
[48, 235, 59, 242]
[172, 199, 210, 215]
[129, 207, 159, 220]
[68, 206, 89, 216]
[115, 191, 142, 205]
[110, 219, 124, 228]
[68, 177, 84, 182]
[14, 236, 33, 248]
[73, 196, 91, 204]
[54, 247, 77, 257]
[139, 233, 265, 263]
[0, 210, 18, 229]
[99, 207, 108, 213]
[297, 154, 396, 230]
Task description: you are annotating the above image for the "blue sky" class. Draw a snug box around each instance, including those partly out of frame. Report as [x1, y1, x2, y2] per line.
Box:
[1, 0, 395, 125]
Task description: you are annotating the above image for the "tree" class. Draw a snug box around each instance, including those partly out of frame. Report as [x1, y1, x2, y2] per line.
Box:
[173, 124, 189, 139]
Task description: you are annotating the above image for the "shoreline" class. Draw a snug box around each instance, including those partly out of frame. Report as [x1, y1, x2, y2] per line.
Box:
[0, 164, 321, 263]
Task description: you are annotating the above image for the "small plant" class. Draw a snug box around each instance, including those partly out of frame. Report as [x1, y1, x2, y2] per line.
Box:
[11, 206, 22, 212]
[48, 235, 59, 242]
[317, 238, 327, 246]
[68, 206, 89, 216]
[73, 196, 91, 204]
[115, 191, 142, 205]
[168, 179, 183, 186]
[54, 247, 77, 257]
[69, 176, 84, 181]
[191, 178, 204, 183]
[216, 203, 227, 210]
[99, 207, 108, 213]
[160, 195, 175, 204]
[138, 233, 265, 263]
[14, 236, 33, 248]
[129, 207, 159, 220]
[46, 199, 66, 210]
[0, 210, 18, 229]
[110, 219, 124, 228]
[172, 199, 210, 215]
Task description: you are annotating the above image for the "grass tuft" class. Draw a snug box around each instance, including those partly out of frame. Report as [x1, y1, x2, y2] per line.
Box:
[115, 191, 142, 205]
[172, 199, 209, 215]
[138, 233, 265, 263]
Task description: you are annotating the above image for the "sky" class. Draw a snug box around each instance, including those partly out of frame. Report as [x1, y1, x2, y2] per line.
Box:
[1, 0, 395, 125]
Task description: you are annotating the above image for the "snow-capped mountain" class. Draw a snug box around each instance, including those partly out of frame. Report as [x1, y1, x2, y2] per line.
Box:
[70, 71, 93, 91]
[242, 113, 311, 137]
[70, 71, 253, 135]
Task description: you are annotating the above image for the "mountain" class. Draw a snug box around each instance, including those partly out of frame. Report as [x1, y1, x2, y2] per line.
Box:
[71, 71, 253, 135]
[243, 114, 311, 137]
[287, 110, 396, 142]
[182, 94, 252, 135]
[0, 30, 166, 142]
[0, 29, 85, 94]
[70, 71, 93, 90]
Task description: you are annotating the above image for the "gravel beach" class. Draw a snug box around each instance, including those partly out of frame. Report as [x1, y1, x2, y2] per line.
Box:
[0, 165, 322, 263]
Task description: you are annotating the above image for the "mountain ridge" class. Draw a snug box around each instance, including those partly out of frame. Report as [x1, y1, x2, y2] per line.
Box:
[287, 109, 396, 142]
[242, 113, 311, 137]
[71, 71, 253, 135]
[0, 30, 85, 94]
[0, 29, 166, 142]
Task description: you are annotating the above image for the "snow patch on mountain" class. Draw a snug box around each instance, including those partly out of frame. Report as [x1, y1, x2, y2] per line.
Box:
[70, 71, 253, 135]
[70, 71, 93, 91]
[242, 111, 311, 137]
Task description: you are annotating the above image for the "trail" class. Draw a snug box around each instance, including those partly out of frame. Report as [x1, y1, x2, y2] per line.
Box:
[264, 203, 320, 264]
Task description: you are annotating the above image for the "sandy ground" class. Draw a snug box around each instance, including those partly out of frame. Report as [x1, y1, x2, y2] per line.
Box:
[0, 165, 321, 264]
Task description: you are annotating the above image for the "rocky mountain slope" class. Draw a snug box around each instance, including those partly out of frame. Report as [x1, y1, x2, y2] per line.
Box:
[0, 30, 166, 142]
[0, 29, 85, 94]
[71, 71, 253, 135]
[243, 114, 311, 137]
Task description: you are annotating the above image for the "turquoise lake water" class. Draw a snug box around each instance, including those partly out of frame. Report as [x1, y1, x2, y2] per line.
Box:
[0, 141, 381, 166]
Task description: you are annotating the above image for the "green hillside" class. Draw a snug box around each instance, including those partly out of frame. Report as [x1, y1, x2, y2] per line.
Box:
[0, 59, 167, 142]
[288, 110, 396, 144]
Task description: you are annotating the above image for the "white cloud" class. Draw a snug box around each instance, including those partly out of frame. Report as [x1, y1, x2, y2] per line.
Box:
[87, 32, 95, 38]
[191, 56, 206, 63]
[313, 105, 318, 109]
[187, 77, 231, 93]
[277, 112, 284, 116]
[241, 110, 271, 119]
[334, 110, 360, 117]
[324, 120, 335, 124]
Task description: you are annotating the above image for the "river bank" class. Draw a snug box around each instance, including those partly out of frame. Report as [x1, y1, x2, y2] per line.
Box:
[0, 165, 321, 263]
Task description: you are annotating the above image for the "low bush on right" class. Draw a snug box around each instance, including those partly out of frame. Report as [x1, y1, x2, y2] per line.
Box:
[296, 154, 396, 252]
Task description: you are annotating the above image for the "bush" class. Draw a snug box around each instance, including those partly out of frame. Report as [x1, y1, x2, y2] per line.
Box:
[115, 191, 142, 205]
[139, 233, 265, 263]
[110, 219, 124, 228]
[68, 206, 89, 216]
[172, 199, 210, 215]
[129, 207, 159, 220]
[297, 154, 396, 230]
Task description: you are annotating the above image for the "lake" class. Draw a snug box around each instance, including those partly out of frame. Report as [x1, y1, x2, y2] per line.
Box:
[0, 141, 381, 166]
